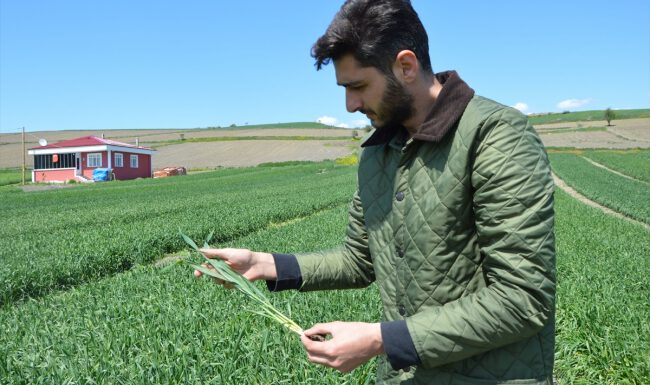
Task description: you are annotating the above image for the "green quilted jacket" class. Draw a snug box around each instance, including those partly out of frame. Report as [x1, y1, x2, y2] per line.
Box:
[295, 71, 556, 384]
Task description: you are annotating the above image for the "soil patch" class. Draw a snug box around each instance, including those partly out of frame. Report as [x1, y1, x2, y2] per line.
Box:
[20, 184, 79, 192]
[152, 139, 355, 169]
[537, 118, 649, 149]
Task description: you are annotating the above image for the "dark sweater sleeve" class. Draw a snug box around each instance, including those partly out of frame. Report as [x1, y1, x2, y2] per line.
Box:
[381, 320, 421, 370]
[266, 253, 303, 292]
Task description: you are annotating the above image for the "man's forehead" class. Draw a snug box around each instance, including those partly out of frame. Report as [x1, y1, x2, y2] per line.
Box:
[334, 54, 380, 85]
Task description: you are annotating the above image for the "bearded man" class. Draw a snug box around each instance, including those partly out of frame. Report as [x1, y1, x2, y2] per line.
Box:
[196, 1, 556, 383]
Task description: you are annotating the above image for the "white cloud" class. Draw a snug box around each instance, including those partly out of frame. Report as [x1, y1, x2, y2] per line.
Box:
[316, 116, 370, 129]
[349, 119, 370, 128]
[512, 102, 529, 114]
[557, 98, 591, 110]
[317, 116, 340, 126]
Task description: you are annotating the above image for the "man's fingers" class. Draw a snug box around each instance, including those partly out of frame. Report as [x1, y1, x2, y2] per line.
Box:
[301, 335, 346, 371]
[301, 333, 330, 356]
[304, 322, 337, 340]
[194, 262, 236, 288]
[199, 248, 229, 260]
[304, 323, 330, 336]
[305, 352, 332, 366]
[193, 263, 214, 278]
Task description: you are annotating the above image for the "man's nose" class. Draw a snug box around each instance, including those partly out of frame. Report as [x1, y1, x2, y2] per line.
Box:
[345, 90, 362, 113]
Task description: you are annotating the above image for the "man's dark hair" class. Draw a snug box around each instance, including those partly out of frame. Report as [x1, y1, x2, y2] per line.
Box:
[312, 0, 433, 75]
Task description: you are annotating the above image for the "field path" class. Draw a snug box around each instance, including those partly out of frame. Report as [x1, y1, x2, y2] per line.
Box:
[552, 173, 650, 231]
[581, 157, 649, 184]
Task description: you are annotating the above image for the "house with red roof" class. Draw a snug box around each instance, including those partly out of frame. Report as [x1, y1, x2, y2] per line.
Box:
[27, 136, 156, 183]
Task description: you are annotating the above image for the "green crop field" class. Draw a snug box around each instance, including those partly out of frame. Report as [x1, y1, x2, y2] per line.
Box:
[553, 190, 649, 384]
[582, 149, 650, 183]
[1, 156, 648, 384]
[0, 168, 26, 186]
[148, 135, 353, 149]
[549, 152, 650, 224]
[528, 108, 650, 125]
[222, 122, 338, 129]
[0, 162, 356, 306]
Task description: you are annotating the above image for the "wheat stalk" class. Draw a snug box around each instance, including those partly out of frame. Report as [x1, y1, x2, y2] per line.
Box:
[180, 230, 305, 337]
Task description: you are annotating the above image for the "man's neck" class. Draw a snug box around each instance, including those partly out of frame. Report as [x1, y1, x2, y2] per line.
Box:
[403, 76, 443, 137]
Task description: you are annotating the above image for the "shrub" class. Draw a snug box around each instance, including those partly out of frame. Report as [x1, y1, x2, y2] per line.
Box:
[335, 154, 358, 166]
[604, 108, 616, 126]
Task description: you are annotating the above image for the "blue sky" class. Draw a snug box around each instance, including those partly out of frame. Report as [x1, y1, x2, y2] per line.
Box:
[1, 0, 649, 132]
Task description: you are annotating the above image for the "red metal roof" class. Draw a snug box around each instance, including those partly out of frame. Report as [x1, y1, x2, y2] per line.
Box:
[30, 136, 153, 151]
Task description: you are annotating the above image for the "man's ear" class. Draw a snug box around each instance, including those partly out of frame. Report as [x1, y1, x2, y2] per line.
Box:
[393, 50, 419, 83]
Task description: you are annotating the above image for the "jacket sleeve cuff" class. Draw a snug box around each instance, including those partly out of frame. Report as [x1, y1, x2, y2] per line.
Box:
[381, 320, 421, 370]
[266, 253, 303, 292]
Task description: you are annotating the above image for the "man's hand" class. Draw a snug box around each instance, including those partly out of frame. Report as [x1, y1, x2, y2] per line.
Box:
[193, 248, 277, 285]
[301, 321, 384, 373]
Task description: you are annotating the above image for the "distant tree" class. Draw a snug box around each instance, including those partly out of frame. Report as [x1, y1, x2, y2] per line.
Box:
[604, 108, 616, 126]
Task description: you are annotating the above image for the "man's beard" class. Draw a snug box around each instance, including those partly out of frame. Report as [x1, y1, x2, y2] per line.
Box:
[367, 74, 415, 130]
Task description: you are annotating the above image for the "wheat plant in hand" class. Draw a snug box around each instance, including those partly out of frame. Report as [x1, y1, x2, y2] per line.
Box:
[180, 231, 307, 338]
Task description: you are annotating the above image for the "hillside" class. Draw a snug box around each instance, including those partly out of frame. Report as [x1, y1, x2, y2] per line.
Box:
[0, 123, 362, 170]
[2, 113, 648, 171]
[528, 108, 650, 125]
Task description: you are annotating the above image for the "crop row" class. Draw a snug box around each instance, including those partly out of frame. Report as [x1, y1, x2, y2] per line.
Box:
[582, 149, 650, 183]
[549, 152, 650, 224]
[0, 205, 381, 384]
[0, 162, 357, 306]
[1, 184, 648, 383]
[553, 190, 649, 384]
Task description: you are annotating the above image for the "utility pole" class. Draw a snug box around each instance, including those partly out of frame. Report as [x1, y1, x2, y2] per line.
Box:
[22, 127, 26, 185]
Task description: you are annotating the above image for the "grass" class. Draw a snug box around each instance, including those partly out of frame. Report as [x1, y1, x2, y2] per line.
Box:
[0, 162, 357, 306]
[148, 135, 353, 149]
[0, 205, 380, 384]
[180, 232, 307, 338]
[0, 168, 28, 186]
[549, 152, 650, 224]
[218, 122, 338, 129]
[536, 126, 607, 134]
[553, 190, 649, 384]
[528, 108, 650, 125]
[582, 149, 650, 183]
[1, 159, 648, 383]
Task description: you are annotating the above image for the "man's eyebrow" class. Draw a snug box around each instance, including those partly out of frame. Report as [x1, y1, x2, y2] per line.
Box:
[337, 80, 364, 87]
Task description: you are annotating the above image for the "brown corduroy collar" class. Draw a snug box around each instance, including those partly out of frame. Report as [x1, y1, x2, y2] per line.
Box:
[361, 71, 475, 147]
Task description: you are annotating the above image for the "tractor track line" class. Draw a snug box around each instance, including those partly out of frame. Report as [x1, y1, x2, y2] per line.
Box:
[580, 156, 649, 184]
[552, 172, 650, 231]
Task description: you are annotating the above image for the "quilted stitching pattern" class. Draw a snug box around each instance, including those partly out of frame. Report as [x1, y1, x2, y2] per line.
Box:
[357, 97, 556, 384]
[296, 96, 555, 384]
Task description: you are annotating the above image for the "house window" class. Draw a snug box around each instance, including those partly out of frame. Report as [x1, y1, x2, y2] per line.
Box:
[114, 153, 123, 167]
[34, 153, 76, 169]
[87, 153, 102, 168]
[130, 154, 139, 168]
